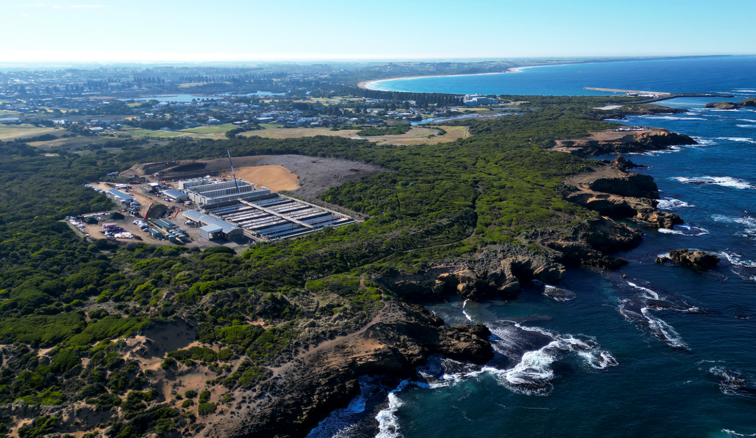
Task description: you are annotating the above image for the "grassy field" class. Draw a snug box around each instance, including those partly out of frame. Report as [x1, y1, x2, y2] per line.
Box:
[0, 124, 59, 140]
[241, 125, 469, 145]
[182, 123, 236, 134]
[119, 124, 235, 140]
[0, 110, 22, 117]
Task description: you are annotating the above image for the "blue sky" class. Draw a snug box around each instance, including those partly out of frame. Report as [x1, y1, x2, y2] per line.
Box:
[1, 0, 754, 62]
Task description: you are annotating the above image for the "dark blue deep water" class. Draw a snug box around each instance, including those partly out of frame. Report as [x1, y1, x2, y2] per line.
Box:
[311, 57, 756, 438]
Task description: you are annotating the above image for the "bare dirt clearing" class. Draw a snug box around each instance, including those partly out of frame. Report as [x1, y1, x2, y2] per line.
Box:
[252, 155, 387, 199]
[220, 165, 300, 192]
[124, 155, 386, 200]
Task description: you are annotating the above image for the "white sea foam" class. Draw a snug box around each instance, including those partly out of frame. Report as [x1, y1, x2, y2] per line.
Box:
[738, 119, 756, 123]
[375, 380, 411, 438]
[642, 116, 706, 121]
[657, 197, 693, 210]
[719, 251, 756, 268]
[640, 307, 689, 350]
[462, 309, 473, 322]
[484, 325, 618, 395]
[691, 137, 718, 146]
[626, 281, 660, 299]
[723, 430, 756, 437]
[673, 176, 756, 190]
[712, 215, 756, 228]
[418, 324, 615, 397]
[716, 136, 756, 143]
[657, 224, 709, 237]
[736, 124, 756, 128]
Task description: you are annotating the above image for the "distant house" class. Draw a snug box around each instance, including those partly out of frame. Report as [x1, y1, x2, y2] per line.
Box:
[89, 127, 104, 132]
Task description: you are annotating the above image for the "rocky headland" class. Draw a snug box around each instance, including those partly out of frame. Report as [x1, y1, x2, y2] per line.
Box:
[553, 128, 697, 156]
[563, 160, 683, 230]
[704, 98, 756, 110]
[656, 249, 721, 270]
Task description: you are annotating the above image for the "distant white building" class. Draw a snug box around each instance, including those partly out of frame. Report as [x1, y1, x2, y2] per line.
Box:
[463, 94, 497, 106]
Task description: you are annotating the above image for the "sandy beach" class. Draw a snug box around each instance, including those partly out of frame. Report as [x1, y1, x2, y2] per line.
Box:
[356, 63, 580, 90]
[356, 66, 548, 90]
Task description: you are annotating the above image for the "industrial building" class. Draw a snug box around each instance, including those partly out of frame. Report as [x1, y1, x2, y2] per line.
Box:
[106, 189, 134, 205]
[205, 195, 354, 241]
[162, 189, 189, 202]
[182, 210, 244, 241]
[180, 179, 271, 207]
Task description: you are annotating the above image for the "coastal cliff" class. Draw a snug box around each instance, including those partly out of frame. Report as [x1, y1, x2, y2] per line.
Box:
[563, 161, 683, 229]
[553, 128, 697, 156]
[215, 302, 492, 438]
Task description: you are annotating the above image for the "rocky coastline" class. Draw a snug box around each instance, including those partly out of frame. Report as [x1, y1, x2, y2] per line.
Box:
[704, 98, 756, 110]
[553, 128, 697, 156]
[225, 129, 691, 437]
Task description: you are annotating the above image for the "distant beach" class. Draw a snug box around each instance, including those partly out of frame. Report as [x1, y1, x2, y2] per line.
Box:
[357, 64, 562, 91]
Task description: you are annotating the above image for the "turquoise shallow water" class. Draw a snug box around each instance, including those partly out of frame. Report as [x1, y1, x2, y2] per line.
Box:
[311, 57, 756, 438]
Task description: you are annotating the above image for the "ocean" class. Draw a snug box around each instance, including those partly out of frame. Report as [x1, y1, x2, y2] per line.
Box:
[311, 56, 756, 438]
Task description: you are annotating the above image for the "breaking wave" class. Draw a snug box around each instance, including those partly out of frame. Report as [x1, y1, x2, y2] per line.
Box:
[716, 137, 756, 144]
[718, 251, 756, 281]
[642, 115, 706, 121]
[618, 281, 704, 350]
[375, 380, 412, 438]
[657, 224, 709, 236]
[709, 366, 756, 399]
[691, 137, 718, 146]
[673, 176, 755, 190]
[657, 197, 693, 210]
[723, 430, 756, 437]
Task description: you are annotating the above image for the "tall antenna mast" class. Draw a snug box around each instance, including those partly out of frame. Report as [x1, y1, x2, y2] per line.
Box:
[227, 149, 241, 194]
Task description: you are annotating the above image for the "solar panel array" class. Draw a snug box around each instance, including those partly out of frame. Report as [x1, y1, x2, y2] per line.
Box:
[207, 196, 354, 240]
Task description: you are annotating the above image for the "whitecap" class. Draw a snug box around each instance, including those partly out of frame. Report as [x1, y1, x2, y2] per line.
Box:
[710, 366, 756, 398]
[737, 125, 756, 128]
[673, 176, 755, 190]
[723, 430, 756, 437]
[626, 281, 660, 299]
[640, 307, 689, 350]
[657, 197, 693, 210]
[718, 252, 756, 281]
[658, 224, 709, 237]
[691, 137, 718, 146]
[712, 215, 756, 228]
[738, 119, 756, 123]
[716, 137, 756, 143]
[642, 116, 706, 121]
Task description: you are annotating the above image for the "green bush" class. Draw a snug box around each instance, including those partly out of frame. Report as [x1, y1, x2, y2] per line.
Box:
[199, 390, 210, 403]
[197, 402, 216, 416]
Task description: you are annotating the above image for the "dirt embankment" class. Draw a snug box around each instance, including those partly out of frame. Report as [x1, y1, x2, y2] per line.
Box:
[553, 129, 696, 156]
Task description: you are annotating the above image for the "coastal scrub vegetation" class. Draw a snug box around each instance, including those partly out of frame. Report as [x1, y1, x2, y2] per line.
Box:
[0, 95, 636, 436]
